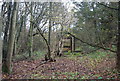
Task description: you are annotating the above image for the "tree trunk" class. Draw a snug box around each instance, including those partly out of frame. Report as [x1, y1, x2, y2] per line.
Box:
[13, 13, 24, 56]
[2, 2, 12, 73]
[13, 40, 17, 57]
[6, 2, 18, 73]
[36, 27, 51, 61]
[117, 1, 120, 72]
[0, 16, 3, 80]
[72, 37, 75, 52]
[47, 2, 52, 59]
[29, 2, 33, 57]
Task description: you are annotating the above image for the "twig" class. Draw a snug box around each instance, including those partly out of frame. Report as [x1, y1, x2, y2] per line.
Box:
[31, 61, 48, 70]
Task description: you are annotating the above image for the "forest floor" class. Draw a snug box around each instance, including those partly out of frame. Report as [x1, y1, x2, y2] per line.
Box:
[2, 50, 119, 79]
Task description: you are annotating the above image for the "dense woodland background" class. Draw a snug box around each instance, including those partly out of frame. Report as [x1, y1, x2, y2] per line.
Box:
[0, 1, 120, 79]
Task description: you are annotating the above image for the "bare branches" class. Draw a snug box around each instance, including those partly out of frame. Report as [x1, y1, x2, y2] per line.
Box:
[98, 3, 118, 11]
[33, 19, 48, 36]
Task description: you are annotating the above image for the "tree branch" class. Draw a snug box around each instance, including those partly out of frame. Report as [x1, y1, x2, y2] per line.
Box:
[98, 3, 118, 11]
[66, 31, 116, 53]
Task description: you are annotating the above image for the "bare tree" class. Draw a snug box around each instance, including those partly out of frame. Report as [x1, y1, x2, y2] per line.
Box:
[6, 2, 18, 73]
[28, 2, 34, 57]
[2, 2, 12, 73]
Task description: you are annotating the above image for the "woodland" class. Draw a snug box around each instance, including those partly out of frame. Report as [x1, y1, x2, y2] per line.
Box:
[0, 0, 120, 79]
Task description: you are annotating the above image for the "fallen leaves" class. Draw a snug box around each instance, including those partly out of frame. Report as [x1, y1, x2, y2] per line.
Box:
[2, 53, 118, 79]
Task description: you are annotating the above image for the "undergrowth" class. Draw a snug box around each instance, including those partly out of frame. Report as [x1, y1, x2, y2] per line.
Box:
[13, 51, 46, 61]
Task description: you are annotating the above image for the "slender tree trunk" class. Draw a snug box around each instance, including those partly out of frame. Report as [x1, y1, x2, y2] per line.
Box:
[23, 7, 27, 35]
[48, 2, 52, 59]
[2, 2, 12, 73]
[72, 37, 75, 52]
[29, 2, 33, 57]
[36, 27, 51, 61]
[48, 2, 52, 45]
[6, 2, 18, 73]
[117, 1, 120, 72]
[13, 39, 17, 57]
[13, 6, 20, 57]
[0, 16, 3, 81]
[13, 13, 23, 56]
[57, 25, 64, 56]
[92, 2, 100, 44]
